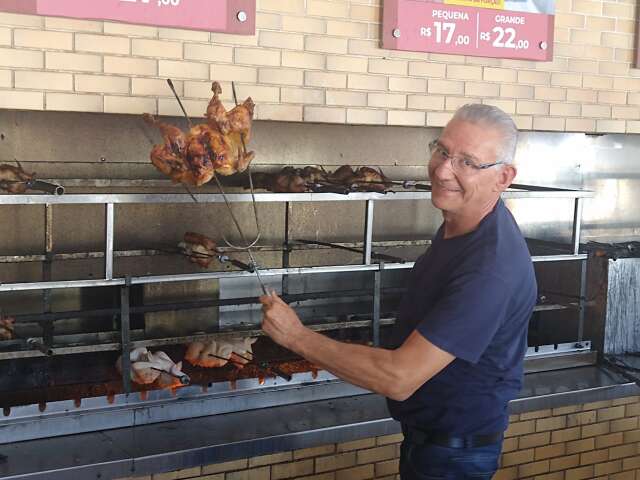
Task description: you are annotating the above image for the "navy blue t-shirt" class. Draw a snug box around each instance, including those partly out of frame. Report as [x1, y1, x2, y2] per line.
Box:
[387, 200, 536, 435]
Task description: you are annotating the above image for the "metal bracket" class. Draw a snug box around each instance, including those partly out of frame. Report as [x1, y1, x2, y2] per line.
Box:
[526, 341, 592, 358]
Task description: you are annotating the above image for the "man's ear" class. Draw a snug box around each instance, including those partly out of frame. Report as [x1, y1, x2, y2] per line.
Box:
[494, 164, 517, 192]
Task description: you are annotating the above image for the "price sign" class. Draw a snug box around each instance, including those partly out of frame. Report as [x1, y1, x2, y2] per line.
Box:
[383, 0, 554, 61]
[0, 0, 255, 34]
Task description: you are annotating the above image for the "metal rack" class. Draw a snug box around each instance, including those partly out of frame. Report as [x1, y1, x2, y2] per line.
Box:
[0, 188, 592, 291]
[0, 183, 611, 452]
[0, 185, 594, 382]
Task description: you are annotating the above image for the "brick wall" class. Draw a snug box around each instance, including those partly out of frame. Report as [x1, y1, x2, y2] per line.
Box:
[116, 396, 640, 480]
[497, 396, 640, 480]
[0, 0, 638, 132]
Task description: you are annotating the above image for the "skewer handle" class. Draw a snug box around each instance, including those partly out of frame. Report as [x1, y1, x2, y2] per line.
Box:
[28, 180, 65, 195]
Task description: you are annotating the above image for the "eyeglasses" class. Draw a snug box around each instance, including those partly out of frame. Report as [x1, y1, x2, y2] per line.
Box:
[428, 140, 502, 175]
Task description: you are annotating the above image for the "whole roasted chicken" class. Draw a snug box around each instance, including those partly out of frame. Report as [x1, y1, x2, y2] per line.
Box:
[185, 337, 257, 368]
[144, 82, 255, 187]
[0, 163, 35, 194]
[251, 165, 390, 193]
[251, 166, 328, 193]
[327, 165, 391, 192]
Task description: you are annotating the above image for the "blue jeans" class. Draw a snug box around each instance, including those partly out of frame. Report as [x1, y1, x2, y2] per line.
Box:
[399, 438, 503, 480]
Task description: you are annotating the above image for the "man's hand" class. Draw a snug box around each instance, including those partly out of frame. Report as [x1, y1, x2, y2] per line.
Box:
[260, 291, 306, 350]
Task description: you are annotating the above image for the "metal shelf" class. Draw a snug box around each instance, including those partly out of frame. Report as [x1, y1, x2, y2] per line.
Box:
[0, 255, 588, 292]
[0, 186, 595, 205]
[0, 183, 594, 387]
[0, 318, 398, 360]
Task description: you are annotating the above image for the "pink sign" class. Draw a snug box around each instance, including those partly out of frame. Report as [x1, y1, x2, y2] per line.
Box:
[383, 0, 554, 61]
[0, 0, 255, 35]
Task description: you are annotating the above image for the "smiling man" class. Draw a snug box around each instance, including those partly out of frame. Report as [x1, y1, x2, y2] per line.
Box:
[261, 104, 537, 479]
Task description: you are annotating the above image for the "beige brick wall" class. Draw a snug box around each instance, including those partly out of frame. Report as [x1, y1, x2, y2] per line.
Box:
[0, 1, 638, 132]
[115, 397, 640, 480]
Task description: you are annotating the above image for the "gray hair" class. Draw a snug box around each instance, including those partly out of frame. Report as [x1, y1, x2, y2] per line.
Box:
[450, 104, 518, 164]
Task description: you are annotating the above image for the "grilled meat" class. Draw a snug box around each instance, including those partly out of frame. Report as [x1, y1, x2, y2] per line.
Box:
[116, 347, 189, 388]
[0, 316, 15, 340]
[247, 166, 328, 193]
[178, 231, 219, 268]
[299, 166, 328, 184]
[327, 165, 390, 192]
[350, 166, 391, 192]
[271, 167, 306, 193]
[206, 81, 255, 141]
[326, 165, 355, 184]
[185, 337, 257, 368]
[0, 163, 35, 194]
[144, 82, 255, 186]
[251, 165, 390, 193]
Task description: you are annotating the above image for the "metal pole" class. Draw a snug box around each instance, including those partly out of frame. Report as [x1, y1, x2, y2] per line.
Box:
[578, 259, 587, 341]
[105, 203, 114, 280]
[120, 278, 131, 395]
[572, 197, 585, 342]
[282, 202, 291, 296]
[373, 262, 383, 347]
[41, 204, 54, 348]
[363, 200, 374, 265]
[571, 198, 583, 255]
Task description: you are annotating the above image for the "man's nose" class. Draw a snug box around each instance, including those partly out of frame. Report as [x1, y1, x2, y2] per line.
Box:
[432, 157, 456, 179]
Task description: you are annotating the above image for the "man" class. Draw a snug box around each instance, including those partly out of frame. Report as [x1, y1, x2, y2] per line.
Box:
[260, 104, 537, 479]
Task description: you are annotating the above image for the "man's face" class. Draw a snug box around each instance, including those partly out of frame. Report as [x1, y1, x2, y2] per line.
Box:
[428, 119, 506, 215]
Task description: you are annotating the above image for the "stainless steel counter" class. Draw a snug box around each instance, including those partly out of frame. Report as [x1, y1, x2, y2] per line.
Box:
[1, 365, 637, 480]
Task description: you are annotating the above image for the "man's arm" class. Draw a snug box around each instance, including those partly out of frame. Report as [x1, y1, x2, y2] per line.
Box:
[261, 292, 455, 401]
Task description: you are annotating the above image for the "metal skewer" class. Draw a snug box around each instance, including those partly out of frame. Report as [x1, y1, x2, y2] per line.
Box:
[164, 78, 267, 296]
[207, 353, 245, 366]
[232, 351, 253, 363]
[259, 360, 292, 382]
[219, 349, 291, 382]
[166, 79, 193, 130]
[26, 338, 53, 356]
[0, 179, 65, 195]
[149, 366, 190, 385]
[210, 175, 268, 296]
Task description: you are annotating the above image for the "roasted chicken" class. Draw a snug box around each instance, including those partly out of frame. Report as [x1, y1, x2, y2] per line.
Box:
[327, 165, 391, 192]
[270, 167, 307, 193]
[326, 165, 355, 185]
[178, 231, 220, 268]
[0, 316, 15, 340]
[250, 166, 329, 193]
[0, 163, 35, 194]
[116, 347, 189, 388]
[250, 165, 390, 193]
[144, 82, 255, 187]
[185, 337, 257, 368]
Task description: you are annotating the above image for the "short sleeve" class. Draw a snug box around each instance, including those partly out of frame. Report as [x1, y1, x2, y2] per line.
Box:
[416, 271, 510, 363]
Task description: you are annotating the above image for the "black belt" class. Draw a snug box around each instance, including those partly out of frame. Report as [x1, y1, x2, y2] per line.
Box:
[402, 424, 503, 449]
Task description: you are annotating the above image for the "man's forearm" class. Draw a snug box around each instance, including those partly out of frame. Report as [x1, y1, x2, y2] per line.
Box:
[289, 327, 405, 400]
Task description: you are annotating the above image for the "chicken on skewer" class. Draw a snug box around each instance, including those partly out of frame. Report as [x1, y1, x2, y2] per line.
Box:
[0, 163, 35, 194]
[178, 231, 220, 268]
[185, 337, 257, 368]
[144, 82, 255, 187]
[116, 347, 190, 388]
[327, 165, 392, 192]
[249, 165, 391, 193]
